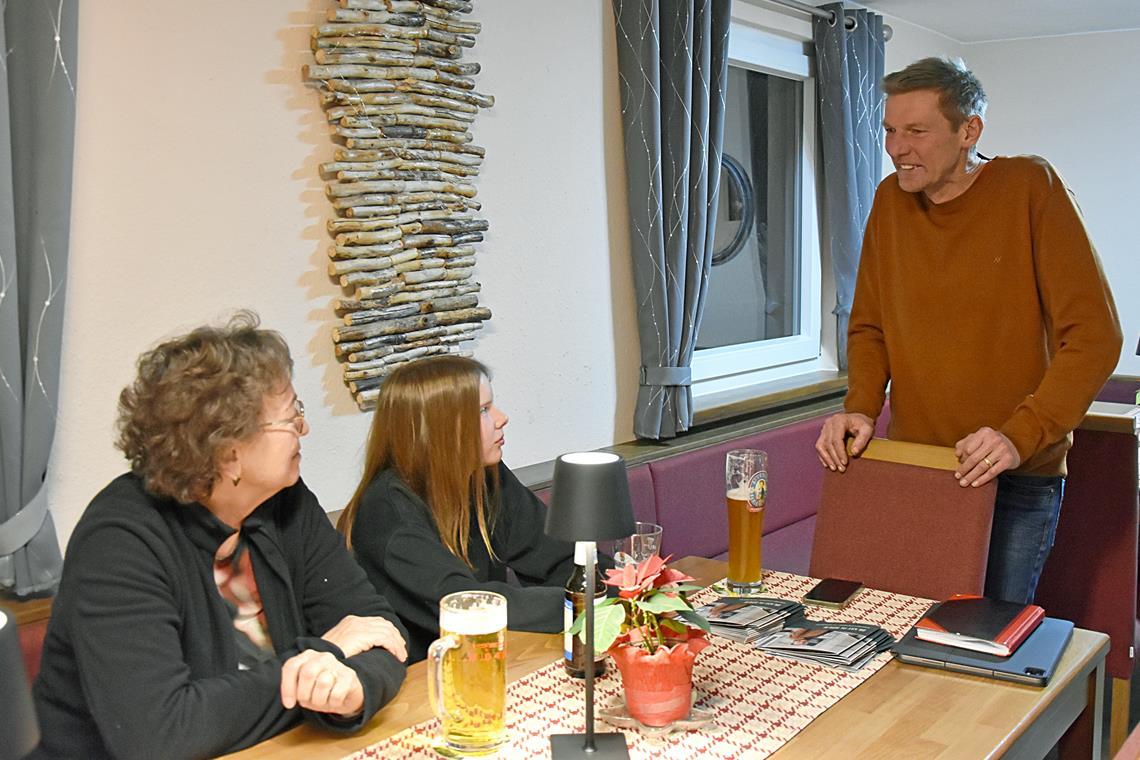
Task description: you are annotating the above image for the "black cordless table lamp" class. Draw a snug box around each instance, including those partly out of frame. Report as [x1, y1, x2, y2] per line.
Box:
[544, 452, 636, 759]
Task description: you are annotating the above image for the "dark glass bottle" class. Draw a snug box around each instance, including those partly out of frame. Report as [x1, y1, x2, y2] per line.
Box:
[563, 541, 608, 678]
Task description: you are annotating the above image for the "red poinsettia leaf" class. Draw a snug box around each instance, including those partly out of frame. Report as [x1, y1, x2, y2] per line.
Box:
[633, 554, 666, 588]
[656, 568, 696, 587]
[620, 563, 641, 586]
[601, 554, 717, 655]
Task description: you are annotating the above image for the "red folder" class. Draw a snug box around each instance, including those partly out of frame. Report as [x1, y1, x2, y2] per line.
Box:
[913, 595, 1045, 656]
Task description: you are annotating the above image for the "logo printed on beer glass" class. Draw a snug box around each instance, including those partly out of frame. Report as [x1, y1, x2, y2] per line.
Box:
[747, 471, 767, 512]
[466, 641, 506, 662]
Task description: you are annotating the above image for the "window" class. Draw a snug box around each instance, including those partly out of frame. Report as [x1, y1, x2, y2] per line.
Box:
[700, 67, 802, 350]
[692, 22, 830, 399]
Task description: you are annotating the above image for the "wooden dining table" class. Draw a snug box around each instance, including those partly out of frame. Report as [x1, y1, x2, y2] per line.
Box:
[223, 556, 1107, 759]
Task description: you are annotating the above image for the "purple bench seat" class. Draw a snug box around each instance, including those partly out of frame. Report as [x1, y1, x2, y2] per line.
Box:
[534, 411, 851, 575]
[1098, 377, 1139, 404]
[646, 416, 827, 574]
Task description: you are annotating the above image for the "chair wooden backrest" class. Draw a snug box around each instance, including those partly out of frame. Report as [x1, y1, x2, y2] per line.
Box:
[809, 438, 998, 601]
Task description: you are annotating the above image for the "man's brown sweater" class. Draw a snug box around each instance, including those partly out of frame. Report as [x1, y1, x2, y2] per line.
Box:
[846, 155, 1122, 476]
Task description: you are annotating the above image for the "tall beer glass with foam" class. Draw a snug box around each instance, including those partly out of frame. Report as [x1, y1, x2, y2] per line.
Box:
[725, 449, 767, 594]
[427, 591, 508, 756]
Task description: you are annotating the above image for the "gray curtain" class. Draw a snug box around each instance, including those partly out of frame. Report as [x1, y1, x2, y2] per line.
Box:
[0, 1, 78, 596]
[813, 4, 884, 369]
[612, 0, 731, 439]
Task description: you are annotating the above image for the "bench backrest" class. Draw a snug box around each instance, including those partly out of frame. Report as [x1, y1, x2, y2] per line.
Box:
[532, 413, 834, 566]
[1098, 377, 1140, 405]
[1036, 424, 1138, 680]
[647, 416, 828, 560]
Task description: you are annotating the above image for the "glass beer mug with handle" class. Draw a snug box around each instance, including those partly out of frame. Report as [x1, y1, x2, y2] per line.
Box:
[427, 591, 509, 756]
[725, 449, 767, 594]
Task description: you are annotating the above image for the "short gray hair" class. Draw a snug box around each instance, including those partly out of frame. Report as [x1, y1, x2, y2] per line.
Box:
[882, 57, 987, 127]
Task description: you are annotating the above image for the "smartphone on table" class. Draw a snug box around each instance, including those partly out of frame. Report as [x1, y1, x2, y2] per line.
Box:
[802, 578, 863, 609]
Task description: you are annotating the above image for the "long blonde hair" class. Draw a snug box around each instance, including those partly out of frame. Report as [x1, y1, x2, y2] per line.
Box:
[339, 356, 498, 566]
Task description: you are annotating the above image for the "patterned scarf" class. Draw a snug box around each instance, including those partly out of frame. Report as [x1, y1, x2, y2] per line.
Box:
[213, 531, 274, 668]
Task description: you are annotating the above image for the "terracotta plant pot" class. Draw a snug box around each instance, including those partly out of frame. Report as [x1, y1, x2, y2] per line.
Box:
[609, 637, 709, 726]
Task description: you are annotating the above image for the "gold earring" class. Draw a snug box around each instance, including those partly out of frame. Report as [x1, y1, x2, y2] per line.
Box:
[231, 474, 242, 487]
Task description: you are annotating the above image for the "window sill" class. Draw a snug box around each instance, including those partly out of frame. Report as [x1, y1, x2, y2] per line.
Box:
[514, 371, 848, 491]
[693, 370, 847, 427]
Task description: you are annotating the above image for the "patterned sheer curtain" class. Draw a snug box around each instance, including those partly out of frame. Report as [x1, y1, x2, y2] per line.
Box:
[612, 0, 731, 440]
[813, 3, 884, 369]
[0, 1, 77, 596]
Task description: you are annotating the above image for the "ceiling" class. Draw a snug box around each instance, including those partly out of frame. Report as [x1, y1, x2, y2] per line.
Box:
[851, 0, 1140, 44]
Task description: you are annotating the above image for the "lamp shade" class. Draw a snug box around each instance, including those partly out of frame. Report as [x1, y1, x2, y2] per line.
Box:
[0, 609, 40, 760]
[545, 452, 636, 543]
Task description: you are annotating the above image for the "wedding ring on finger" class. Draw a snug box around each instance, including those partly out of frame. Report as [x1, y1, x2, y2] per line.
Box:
[982, 456, 994, 468]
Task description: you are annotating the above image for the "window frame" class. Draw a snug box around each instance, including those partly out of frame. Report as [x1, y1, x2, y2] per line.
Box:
[692, 22, 830, 400]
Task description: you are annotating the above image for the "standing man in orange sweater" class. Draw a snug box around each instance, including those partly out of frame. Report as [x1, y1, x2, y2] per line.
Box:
[815, 57, 1122, 604]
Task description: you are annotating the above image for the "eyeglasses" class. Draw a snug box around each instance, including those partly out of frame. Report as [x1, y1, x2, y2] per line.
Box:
[262, 397, 305, 435]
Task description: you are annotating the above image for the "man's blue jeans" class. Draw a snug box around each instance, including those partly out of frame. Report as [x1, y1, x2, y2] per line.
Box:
[983, 473, 1064, 604]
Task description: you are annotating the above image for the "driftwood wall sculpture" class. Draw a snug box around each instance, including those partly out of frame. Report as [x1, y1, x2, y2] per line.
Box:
[303, 0, 493, 410]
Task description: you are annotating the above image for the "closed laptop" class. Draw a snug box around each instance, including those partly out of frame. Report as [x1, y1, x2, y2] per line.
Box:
[892, 617, 1074, 686]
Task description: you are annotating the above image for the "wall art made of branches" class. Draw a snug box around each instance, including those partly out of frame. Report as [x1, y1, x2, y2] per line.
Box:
[303, 0, 493, 410]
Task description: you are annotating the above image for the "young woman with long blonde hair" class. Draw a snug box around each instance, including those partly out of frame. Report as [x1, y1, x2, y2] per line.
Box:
[339, 356, 588, 662]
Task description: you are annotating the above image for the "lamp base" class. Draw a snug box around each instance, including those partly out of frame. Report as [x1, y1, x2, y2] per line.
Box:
[549, 732, 630, 758]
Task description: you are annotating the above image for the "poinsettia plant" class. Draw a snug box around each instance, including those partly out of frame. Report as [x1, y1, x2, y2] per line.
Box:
[571, 554, 711, 655]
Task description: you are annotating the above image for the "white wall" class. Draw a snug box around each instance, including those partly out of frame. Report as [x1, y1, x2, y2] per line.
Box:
[965, 31, 1140, 376]
[882, 15, 965, 73]
[49, 0, 636, 551]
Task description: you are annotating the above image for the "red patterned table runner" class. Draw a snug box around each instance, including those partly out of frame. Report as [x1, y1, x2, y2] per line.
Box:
[346, 572, 932, 759]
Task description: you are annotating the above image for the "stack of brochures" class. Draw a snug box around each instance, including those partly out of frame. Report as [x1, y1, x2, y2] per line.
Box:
[752, 614, 896, 671]
[695, 597, 803, 643]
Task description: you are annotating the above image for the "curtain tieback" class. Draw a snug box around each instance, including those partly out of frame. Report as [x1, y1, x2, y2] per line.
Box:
[640, 366, 692, 387]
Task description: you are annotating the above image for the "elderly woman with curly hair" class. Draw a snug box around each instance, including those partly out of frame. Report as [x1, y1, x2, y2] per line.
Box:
[30, 312, 408, 760]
